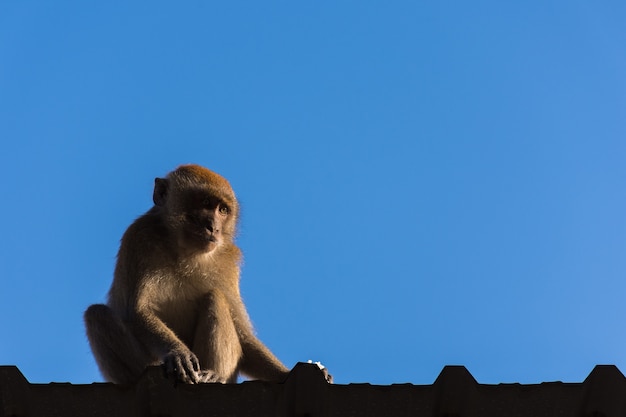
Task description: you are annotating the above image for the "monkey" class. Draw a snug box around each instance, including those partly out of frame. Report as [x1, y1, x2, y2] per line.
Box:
[84, 164, 292, 385]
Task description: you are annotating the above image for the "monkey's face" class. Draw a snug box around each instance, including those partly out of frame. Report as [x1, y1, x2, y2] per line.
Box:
[154, 165, 239, 256]
[173, 189, 237, 254]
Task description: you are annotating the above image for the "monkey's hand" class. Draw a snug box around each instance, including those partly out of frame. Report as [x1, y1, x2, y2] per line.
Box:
[162, 348, 201, 384]
[307, 360, 333, 384]
[322, 368, 333, 384]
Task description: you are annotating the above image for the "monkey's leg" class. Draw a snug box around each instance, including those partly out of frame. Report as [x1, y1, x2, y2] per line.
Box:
[84, 304, 154, 384]
[192, 290, 243, 383]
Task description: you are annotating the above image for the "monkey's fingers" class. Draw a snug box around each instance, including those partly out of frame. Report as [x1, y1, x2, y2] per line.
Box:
[180, 352, 201, 383]
[307, 360, 333, 384]
[322, 369, 333, 384]
[163, 351, 201, 384]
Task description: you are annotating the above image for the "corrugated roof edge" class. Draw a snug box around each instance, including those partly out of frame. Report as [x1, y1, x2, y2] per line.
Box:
[1, 363, 625, 417]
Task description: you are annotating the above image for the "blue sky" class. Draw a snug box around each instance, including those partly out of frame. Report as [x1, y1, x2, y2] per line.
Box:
[1, 1, 626, 385]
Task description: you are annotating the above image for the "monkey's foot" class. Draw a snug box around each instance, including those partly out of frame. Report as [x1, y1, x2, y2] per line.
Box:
[196, 369, 222, 383]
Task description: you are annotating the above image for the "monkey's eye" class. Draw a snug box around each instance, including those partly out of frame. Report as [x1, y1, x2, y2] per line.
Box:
[218, 205, 230, 215]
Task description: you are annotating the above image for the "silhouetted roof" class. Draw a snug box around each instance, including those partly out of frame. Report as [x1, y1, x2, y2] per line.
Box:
[1, 362, 625, 416]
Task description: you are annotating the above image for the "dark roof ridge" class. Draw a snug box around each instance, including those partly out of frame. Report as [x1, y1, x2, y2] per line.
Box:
[1, 363, 625, 416]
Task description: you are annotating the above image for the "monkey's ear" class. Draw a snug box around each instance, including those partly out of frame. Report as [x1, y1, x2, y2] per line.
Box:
[153, 178, 169, 206]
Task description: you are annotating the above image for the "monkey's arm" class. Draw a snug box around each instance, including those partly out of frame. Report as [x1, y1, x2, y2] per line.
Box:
[129, 286, 202, 383]
[231, 303, 290, 382]
[239, 331, 290, 382]
[235, 310, 333, 383]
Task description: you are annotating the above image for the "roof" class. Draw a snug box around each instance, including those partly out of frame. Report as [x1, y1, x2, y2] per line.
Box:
[1, 362, 625, 417]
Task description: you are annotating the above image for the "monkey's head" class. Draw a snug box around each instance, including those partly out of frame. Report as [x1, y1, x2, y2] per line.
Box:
[153, 165, 239, 255]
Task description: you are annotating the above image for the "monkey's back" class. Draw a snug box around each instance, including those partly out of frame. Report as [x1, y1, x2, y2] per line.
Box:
[107, 209, 173, 317]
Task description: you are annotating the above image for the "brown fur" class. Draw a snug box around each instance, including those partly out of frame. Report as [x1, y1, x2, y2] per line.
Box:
[84, 165, 289, 384]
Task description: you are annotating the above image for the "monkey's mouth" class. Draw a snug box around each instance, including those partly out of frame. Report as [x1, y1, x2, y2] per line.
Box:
[204, 232, 220, 250]
[184, 225, 220, 250]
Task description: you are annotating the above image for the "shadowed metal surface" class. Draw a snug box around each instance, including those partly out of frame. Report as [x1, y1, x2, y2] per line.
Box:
[1, 362, 624, 417]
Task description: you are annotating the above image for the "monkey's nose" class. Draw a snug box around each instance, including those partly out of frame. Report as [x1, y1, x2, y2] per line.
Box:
[205, 223, 220, 235]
